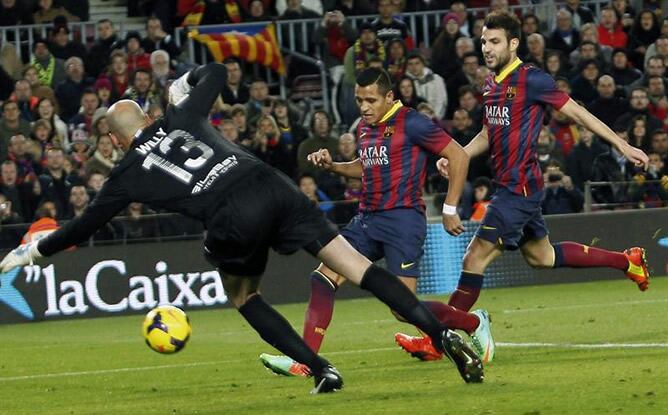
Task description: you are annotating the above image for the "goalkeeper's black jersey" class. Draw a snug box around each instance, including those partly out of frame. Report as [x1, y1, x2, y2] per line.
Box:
[40, 63, 263, 256]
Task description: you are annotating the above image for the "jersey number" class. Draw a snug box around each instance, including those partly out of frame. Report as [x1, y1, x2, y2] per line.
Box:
[142, 130, 213, 184]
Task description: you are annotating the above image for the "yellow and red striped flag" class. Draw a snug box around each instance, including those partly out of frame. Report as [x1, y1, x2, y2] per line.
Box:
[189, 23, 286, 75]
[181, 0, 205, 26]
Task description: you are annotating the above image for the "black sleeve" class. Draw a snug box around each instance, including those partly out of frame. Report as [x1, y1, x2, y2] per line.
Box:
[38, 178, 130, 256]
[178, 63, 228, 118]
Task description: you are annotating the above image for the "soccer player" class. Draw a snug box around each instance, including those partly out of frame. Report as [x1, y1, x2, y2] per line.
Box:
[260, 67, 494, 377]
[396, 11, 651, 362]
[0, 63, 484, 393]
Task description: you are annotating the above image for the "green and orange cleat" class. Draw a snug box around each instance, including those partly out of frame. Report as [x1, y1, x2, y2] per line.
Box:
[624, 247, 650, 291]
[394, 333, 444, 361]
[259, 353, 311, 377]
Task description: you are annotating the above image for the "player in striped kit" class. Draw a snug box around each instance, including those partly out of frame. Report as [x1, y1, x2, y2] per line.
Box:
[260, 67, 495, 376]
[397, 11, 651, 363]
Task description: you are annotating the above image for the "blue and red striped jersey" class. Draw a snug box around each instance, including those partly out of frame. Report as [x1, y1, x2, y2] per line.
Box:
[356, 102, 452, 212]
[483, 59, 570, 196]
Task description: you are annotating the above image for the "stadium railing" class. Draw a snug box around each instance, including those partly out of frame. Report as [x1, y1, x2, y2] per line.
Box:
[583, 179, 668, 212]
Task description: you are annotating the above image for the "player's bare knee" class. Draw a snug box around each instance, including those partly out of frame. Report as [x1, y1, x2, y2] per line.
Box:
[524, 253, 551, 269]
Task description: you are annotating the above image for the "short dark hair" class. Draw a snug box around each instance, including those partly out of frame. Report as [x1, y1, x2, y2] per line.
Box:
[651, 128, 667, 138]
[484, 11, 521, 42]
[98, 18, 113, 26]
[356, 67, 393, 95]
[458, 84, 477, 98]
[462, 51, 479, 62]
[406, 51, 425, 64]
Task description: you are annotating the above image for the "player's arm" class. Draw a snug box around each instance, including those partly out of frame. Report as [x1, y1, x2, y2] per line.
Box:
[0, 181, 129, 272]
[435, 126, 488, 178]
[558, 98, 649, 169]
[438, 140, 469, 236]
[171, 62, 228, 118]
[307, 148, 363, 178]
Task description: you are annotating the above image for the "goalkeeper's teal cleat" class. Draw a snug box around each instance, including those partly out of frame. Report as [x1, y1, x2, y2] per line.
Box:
[259, 353, 311, 377]
[470, 309, 495, 364]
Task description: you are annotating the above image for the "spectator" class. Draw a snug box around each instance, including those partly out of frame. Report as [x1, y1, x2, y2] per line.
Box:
[524, 33, 547, 69]
[470, 177, 493, 222]
[451, 108, 489, 182]
[570, 59, 600, 105]
[446, 51, 478, 117]
[244, 0, 270, 21]
[245, 79, 270, 125]
[587, 75, 629, 129]
[431, 12, 463, 80]
[124, 31, 151, 73]
[68, 89, 100, 137]
[650, 129, 668, 163]
[571, 39, 609, 75]
[218, 118, 240, 144]
[618, 87, 664, 136]
[150, 50, 174, 90]
[549, 106, 579, 157]
[35, 97, 68, 144]
[371, 0, 410, 45]
[65, 183, 89, 219]
[57, 0, 89, 21]
[38, 147, 72, 219]
[598, 6, 628, 49]
[0, 0, 33, 26]
[86, 171, 105, 197]
[548, 8, 580, 56]
[394, 76, 426, 110]
[537, 126, 566, 170]
[626, 115, 649, 151]
[55, 56, 94, 121]
[94, 77, 112, 107]
[590, 125, 636, 208]
[30, 38, 66, 89]
[405, 52, 447, 119]
[458, 85, 483, 127]
[21, 65, 56, 102]
[545, 50, 569, 79]
[221, 58, 249, 106]
[68, 126, 91, 172]
[90, 107, 109, 147]
[297, 110, 338, 176]
[84, 134, 122, 177]
[279, 0, 320, 19]
[121, 69, 163, 112]
[385, 38, 408, 83]
[647, 74, 668, 121]
[643, 34, 668, 70]
[230, 104, 252, 146]
[49, 25, 87, 62]
[33, 0, 80, 23]
[343, 22, 385, 89]
[147, 104, 163, 121]
[314, 9, 356, 71]
[518, 13, 540, 58]
[28, 119, 60, 165]
[628, 152, 668, 207]
[628, 55, 667, 92]
[569, 24, 612, 69]
[7, 134, 41, 180]
[611, 0, 635, 27]
[105, 50, 130, 103]
[141, 16, 180, 58]
[1, 158, 37, 221]
[541, 161, 584, 214]
[0, 101, 31, 161]
[120, 202, 160, 241]
[250, 114, 296, 177]
[449, 0, 475, 37]
[88, 19, 119, 78]
[11, 80, 39, 122]
[298, 173, 333, 215]
[198, 0, 244, 25]
[273, 98, 307, 152]
[628, 9, 661, 69]
[609, 48, 642, 87]
[564, 0, 595, 29]
[0, 193, 23, 248]
[566, 125, 608, 191]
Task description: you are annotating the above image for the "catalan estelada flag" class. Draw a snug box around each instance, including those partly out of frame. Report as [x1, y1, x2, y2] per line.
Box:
[181, 0, 204, 26]
[189, 23, 286, 75]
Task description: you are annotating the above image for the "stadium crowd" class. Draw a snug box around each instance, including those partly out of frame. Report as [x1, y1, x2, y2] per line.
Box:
[0, 0, 667, 249]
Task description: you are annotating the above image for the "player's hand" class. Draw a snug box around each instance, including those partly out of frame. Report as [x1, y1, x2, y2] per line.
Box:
[436, 157, 450, 178]
[168, 72, 192, 105]
[618, 142, 649, 170]
[0, 242, 42, 273]
[307, 148, 334, 171]
[442, 213, 464, 236]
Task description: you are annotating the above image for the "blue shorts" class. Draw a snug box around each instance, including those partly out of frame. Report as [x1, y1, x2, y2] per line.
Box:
[341, 208, 426, 277]
[475, 187, 548, 251]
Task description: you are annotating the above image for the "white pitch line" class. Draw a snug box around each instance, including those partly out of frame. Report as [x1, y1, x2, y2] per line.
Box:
[501, 298, 668, 314]
[3, 342, 668, 382]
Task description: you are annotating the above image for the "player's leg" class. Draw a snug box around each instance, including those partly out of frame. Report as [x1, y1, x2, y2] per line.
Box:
[316, 234, 484, 383]
[519, 214, 650, 291]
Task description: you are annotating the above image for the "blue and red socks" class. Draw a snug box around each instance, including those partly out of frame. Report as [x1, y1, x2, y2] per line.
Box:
[302, 271, 337, 353]
[448, 271, 484, 312]
[553, 242, 628, 270]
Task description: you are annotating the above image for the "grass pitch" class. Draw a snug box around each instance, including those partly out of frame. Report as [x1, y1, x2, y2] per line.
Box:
[1, 277, 667, 415]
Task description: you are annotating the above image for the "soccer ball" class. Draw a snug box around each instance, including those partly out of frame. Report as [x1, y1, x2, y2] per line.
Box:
[142, 305, 192, 354]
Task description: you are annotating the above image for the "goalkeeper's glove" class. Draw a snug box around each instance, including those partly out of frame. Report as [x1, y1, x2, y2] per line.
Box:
[0, 242, 43, 273]
[169, 72, 192, 105]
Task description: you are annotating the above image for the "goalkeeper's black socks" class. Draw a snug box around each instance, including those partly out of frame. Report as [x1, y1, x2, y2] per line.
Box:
[360, 264, 446, 351]
[239, 294, 329, 374]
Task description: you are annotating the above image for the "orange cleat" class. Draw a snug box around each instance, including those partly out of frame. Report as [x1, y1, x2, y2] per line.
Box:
[624, 247, 650, 291]
[394, 333, 443, 361]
